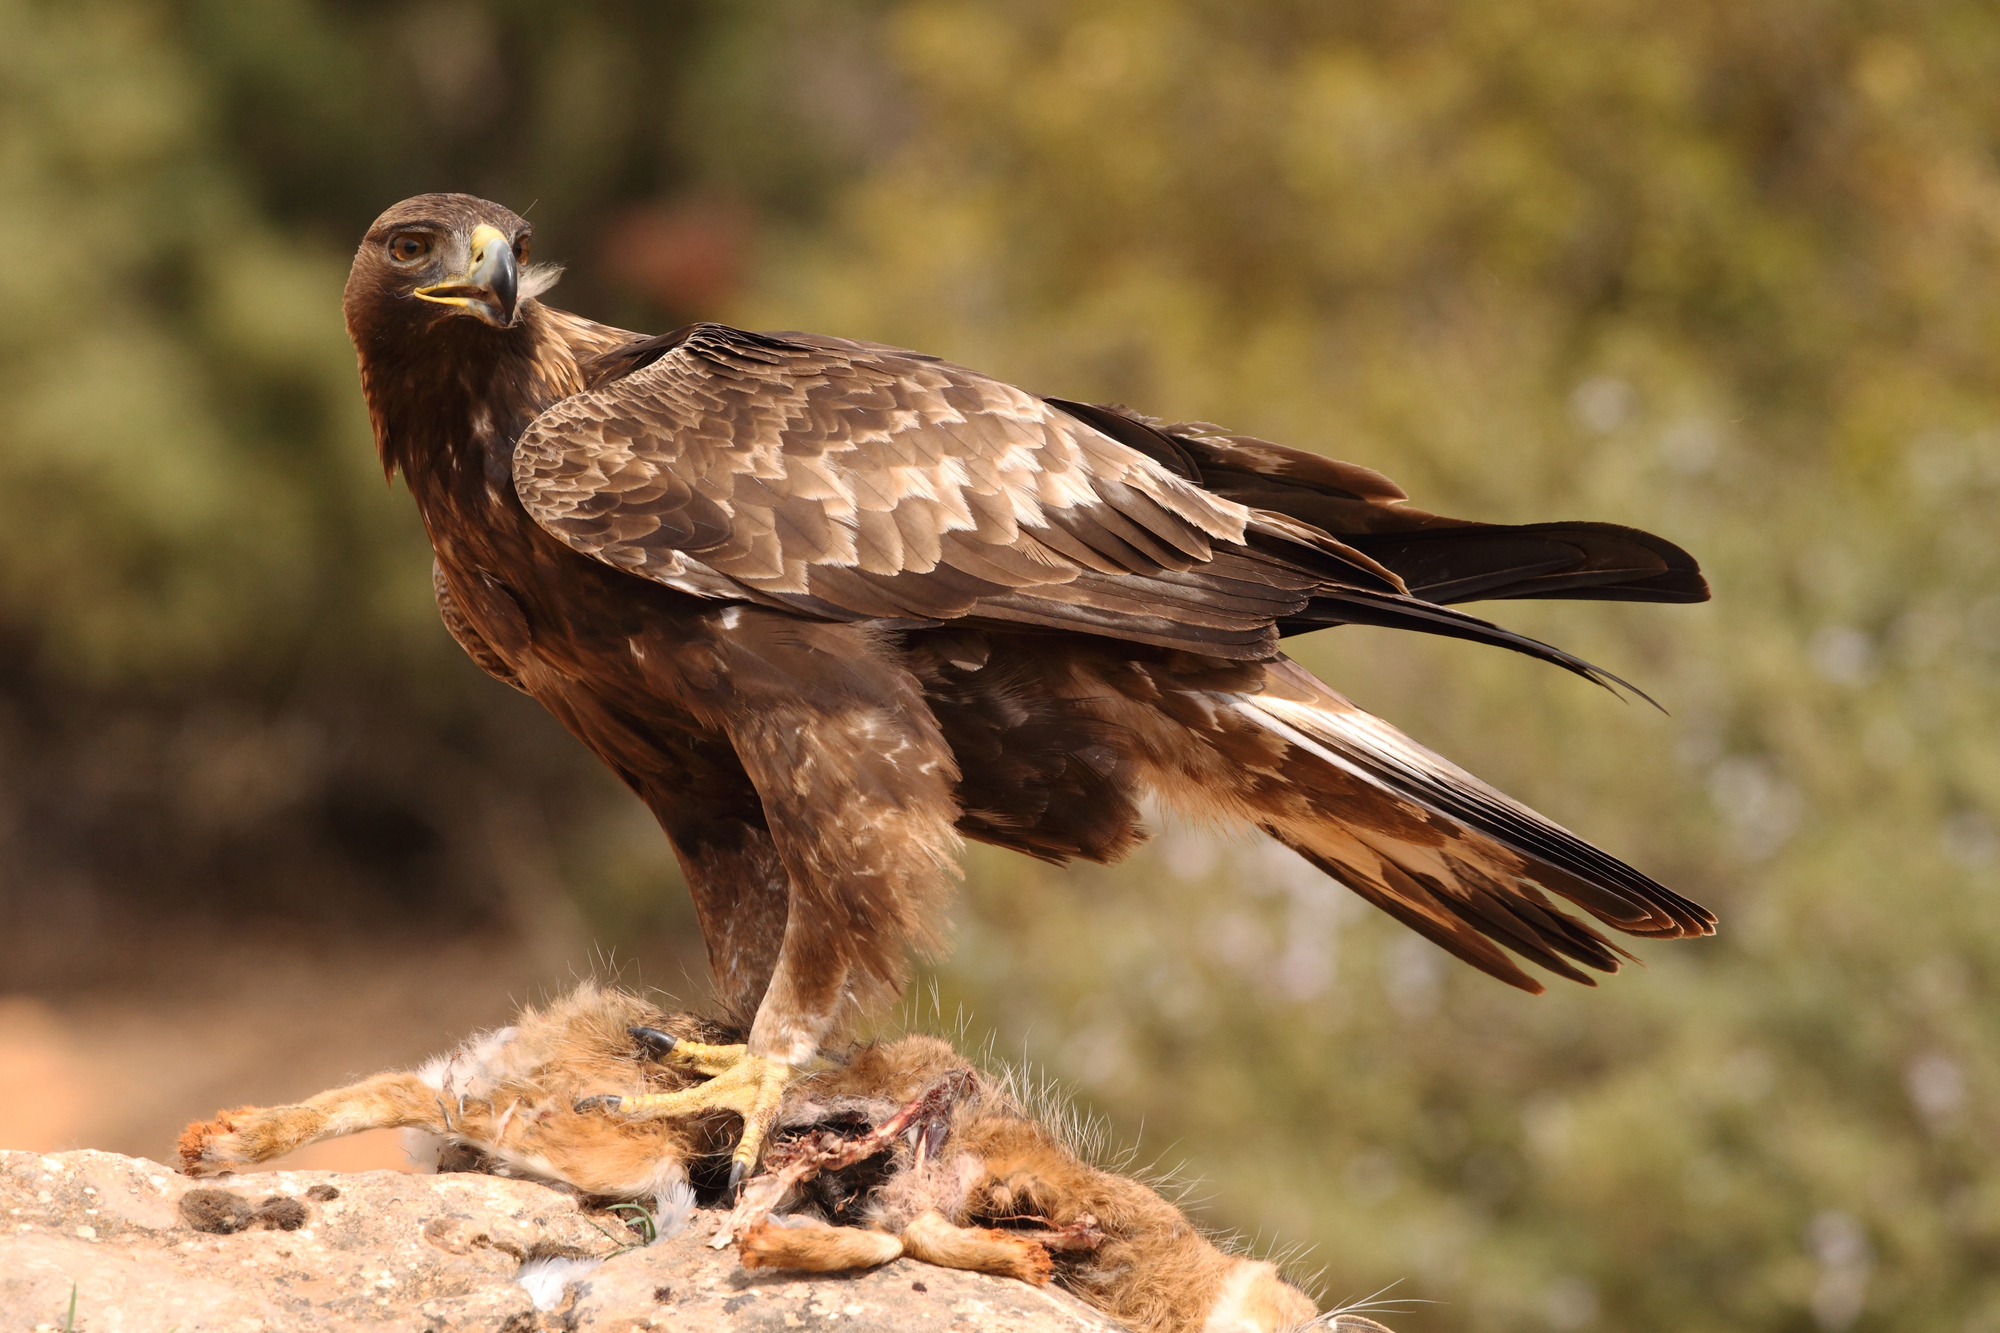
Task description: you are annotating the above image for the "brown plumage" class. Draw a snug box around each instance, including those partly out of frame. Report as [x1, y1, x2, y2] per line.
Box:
[343, 193, 1714, 1167]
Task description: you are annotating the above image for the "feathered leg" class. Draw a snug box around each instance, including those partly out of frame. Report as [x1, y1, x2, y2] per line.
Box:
[656, 799, 791, 1024]
[591, 616, 962, 1184]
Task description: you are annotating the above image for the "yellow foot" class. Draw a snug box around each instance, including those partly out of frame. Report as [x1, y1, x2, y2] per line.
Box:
[576, 1029, 795, 1189]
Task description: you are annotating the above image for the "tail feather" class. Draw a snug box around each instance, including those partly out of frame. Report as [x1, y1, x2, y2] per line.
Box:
[1342, 521, 1711, 606]
[1277, 588, 1660, 706]
[1259, 822, 1586, 993]
[1227, 660, 1713, 993]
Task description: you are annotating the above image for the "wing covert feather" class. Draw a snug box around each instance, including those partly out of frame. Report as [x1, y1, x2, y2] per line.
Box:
[514, 325, 1401, 652]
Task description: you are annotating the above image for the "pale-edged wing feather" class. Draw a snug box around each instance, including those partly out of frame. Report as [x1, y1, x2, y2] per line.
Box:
[514, 324, 1413, 657]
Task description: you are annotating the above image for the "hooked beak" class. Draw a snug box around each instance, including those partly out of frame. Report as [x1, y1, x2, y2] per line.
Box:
[415, 224, 520, 326]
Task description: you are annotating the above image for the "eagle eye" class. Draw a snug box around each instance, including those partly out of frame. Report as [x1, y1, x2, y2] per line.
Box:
[387, 233, 432, 264]
[513, 236, 531, 264]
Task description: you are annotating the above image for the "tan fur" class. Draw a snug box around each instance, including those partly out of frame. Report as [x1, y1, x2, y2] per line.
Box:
[1201, 1260, 1320, 1333]
[942, 1112, 1251, 1333]
[182, 985, 1344, 1333]
[740, 1215, 905, 1271]
[179, 1073, 442, 1168]
[180, 983, 738, 1203]
[899, 1210, 1053, 1284]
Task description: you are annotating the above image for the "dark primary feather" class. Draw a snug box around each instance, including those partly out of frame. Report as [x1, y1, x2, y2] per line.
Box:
[1046, 399, 1710, 607]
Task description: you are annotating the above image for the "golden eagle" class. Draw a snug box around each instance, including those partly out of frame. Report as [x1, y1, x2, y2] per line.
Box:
[345, 194, 1714, 1182]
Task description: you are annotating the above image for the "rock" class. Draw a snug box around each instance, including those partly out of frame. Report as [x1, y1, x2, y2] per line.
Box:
[0, 1149, 1126, 1332]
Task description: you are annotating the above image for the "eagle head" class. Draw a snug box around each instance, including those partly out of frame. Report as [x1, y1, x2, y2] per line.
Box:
[344, 194, 564, 339]
[344, 194, 571, 480]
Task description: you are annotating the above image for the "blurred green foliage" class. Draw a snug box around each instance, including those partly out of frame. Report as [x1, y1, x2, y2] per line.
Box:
[4, 1, 1999, 1328]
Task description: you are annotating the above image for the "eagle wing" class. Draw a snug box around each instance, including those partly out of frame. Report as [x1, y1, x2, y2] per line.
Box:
[512, 324, 1413, 659]
[1047, 400, 1711, 608]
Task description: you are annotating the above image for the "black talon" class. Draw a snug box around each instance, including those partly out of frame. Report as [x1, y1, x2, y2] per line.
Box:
[629, 1026, 679, 1059]
[574, 1094, 624, 1114]
[727, 1159, 748, 1198]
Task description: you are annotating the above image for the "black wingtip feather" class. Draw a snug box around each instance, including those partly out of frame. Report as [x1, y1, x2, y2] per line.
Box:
[1344, 521, 1711, 608]
[1282, 589, 1668, 712]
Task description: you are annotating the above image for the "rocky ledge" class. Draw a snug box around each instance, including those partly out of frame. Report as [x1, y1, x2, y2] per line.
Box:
[0, 1149, 1126, 1332]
